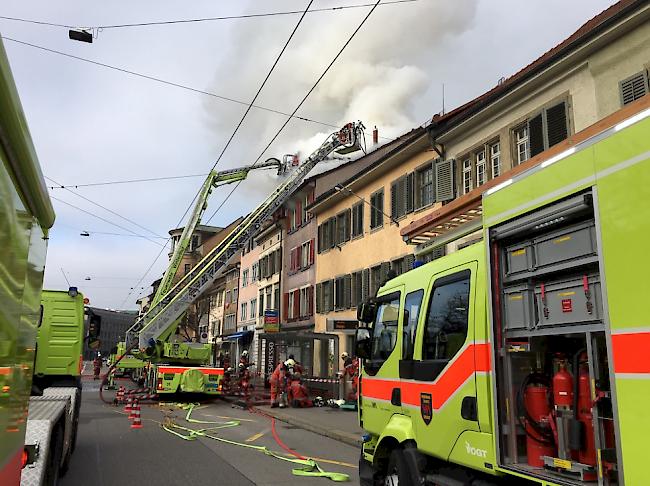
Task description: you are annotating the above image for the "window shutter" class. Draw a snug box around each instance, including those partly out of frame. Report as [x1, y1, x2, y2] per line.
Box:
[435, 159, 455, 201]
[309, 238, 315, 264]
[390, 181, 398, 219]
[293, 289, 300, 318]
[399, 176, 407, 217]
[329, 218, 336, 249]
[317, 224, 323, 254]
[344, 274, 352, 309]
[620, 71, 649, 106]
[431, 159, 438, 202]
[328, 280, 335, 312]
[308, 286, 314, 316]
[344, 209, 351, 241]
[546, 102, 567, 148]
[432, 246, 446, 260]
[316, 283, 322, 314]
[528, 112, 544, 157]
[406, 172, 415, 213]
[296, 245, 302, 270]
[362, 269, 370, 300]
[283, 292, 289, 321]
[404, 254, 415, 272]
[350, 272, 358, 308]
[296, 200, 302, 226]
[380, 262, 390, 284]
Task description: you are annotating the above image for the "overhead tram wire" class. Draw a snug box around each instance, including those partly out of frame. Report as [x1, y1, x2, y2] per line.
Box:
[118, 0, 314, 309]
[0, 1, 417, 30]
[50, 196, 167, 248]
[0, 36, 393, 143]
[46, 176, 165, 239]
[205, 0, 383, 225]
[48, 172, 208, 189]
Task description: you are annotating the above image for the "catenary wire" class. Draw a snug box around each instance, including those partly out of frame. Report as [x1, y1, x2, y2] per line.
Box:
[0, 36, 393, 143]
[46, 176, 164, 238]
[118, 0, 314, 308]
[0, 1, 417, 30]
[205, 0, 382, 225]
[50, 195, 167, 247]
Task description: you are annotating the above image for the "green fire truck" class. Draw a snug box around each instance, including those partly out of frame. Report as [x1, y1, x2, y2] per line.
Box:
[356, 99, 650, 486]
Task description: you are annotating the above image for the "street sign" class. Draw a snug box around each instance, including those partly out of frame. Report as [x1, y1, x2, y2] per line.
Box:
[264, 309, 279, 333]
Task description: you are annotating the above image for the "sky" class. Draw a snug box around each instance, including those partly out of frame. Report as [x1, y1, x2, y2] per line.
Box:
[0, 0, 616, 309]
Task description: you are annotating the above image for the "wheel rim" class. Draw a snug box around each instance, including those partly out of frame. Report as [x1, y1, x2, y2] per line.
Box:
[384, 471, 399, 486]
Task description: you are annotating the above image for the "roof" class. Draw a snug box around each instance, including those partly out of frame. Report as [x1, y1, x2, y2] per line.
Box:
[429, 0, 645, 135]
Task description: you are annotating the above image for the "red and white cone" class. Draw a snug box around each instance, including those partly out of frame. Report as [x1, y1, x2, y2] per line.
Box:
[124, 397, 132, 414]
[128, 398, 138, 419]
[130, 400, 143, 429]
[117, 386, 125, 404]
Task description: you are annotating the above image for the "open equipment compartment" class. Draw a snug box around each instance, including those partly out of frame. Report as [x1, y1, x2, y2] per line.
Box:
[490, 191, 619, 485]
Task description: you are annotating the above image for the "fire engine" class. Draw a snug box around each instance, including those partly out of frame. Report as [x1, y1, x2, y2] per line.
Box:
[355, 98, 650, 486]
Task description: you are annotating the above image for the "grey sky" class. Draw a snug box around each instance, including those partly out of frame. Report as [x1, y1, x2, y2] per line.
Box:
[0, 0, 615, 309]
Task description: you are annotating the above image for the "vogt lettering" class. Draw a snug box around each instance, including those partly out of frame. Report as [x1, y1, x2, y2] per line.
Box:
[465, 442, 488, 458]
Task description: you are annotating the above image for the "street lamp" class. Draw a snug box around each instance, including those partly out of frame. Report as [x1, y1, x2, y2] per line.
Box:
[68, 29, 93, 43]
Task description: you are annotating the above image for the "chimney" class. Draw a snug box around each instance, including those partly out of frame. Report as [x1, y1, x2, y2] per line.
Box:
[372, 126, 378, 145]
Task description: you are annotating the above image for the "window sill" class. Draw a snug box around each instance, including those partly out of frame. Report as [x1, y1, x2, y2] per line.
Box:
[369, 225, 384, 234]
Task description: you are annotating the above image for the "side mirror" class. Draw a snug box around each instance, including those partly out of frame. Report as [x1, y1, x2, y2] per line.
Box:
[355, 328, 372, 360]
[357, 301, 377, 324]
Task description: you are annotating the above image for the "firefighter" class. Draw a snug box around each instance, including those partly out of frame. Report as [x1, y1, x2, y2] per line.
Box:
[239, 350, 250, 368]
[342, 353, 359, 401]
[93, 354, 102, 380]
[238, 362, 252, 399]
[270, 359, 294, 408]
[341, 352, 353, 368]
[287, 366, 312, 408]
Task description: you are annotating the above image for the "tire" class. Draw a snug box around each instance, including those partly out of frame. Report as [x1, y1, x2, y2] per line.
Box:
[383, 448, 415, 486]
[43, 422, 64, 486]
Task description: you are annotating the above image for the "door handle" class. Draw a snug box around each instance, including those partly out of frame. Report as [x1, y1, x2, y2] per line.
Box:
[391, 387, 401, 406]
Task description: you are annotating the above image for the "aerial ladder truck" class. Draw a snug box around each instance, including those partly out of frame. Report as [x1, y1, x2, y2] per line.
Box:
[122, 122, 365, 396]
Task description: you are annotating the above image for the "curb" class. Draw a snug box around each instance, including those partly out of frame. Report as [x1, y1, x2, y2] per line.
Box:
[254, 406, 362, 447]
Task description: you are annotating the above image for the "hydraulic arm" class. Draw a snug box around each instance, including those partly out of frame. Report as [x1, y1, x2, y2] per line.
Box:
[126, 122, 365, 358]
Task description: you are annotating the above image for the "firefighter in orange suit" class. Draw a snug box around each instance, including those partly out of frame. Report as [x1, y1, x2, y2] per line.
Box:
[270, 359, 294, 408]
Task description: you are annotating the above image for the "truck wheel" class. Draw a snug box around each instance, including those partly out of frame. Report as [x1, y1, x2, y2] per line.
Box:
[384, 448, 415, 486]
[43, 422, 64, 486]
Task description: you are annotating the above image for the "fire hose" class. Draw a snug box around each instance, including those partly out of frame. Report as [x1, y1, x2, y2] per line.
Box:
[161, 403, 349, 482]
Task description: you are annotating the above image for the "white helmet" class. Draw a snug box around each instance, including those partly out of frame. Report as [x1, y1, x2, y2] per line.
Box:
[341, 352, 349, 359]
[238, 362, 245, 368]
[242, 350, 249, 357]
[284, 358, 296, 368]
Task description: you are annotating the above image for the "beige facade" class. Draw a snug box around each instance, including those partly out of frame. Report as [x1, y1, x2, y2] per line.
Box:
[255, 223, 282, 331]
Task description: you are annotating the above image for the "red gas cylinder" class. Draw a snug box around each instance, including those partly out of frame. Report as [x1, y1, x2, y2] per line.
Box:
[577, 362, 597, 467]
[524, 384, 556, 467]
[553, 361, 574, 408]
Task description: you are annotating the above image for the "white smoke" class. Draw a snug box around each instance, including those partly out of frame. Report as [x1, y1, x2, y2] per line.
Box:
[202, 0, 478, 201]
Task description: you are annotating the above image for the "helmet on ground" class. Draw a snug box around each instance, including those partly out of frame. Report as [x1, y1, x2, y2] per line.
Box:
[284, 358, 296, 368]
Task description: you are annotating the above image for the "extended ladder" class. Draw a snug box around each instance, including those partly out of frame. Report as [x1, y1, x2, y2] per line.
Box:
[126, 122, 364, 351]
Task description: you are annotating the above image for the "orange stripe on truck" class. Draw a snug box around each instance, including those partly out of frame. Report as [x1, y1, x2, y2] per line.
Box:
[363, 343, 491, 410]
[612, 331, 650, 374]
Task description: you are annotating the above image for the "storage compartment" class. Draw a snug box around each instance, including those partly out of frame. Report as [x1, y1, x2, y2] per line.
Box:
[534, 274, 602, 329]
[533, 221, 597, 272]
[505, 242, 534, 278]
[503, 284, 536, 331]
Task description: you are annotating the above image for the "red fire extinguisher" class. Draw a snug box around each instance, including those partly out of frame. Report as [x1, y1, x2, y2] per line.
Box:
[577, 356, 596, 467]
[552, 358, 574, 408]
[521, 373, 556, 467]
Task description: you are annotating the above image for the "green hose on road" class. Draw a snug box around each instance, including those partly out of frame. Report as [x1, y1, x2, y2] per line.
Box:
[160, 403, 350, 482]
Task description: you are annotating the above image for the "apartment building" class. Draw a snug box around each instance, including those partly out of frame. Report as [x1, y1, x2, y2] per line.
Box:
[236, 238, 260, 362]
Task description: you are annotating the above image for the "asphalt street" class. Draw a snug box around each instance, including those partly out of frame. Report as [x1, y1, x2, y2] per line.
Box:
[61, 376, 360, 486]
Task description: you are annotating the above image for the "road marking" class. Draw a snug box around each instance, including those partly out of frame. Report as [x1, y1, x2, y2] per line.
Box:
[304, 456, 357, 469]
[202, 413, 256, 423]
[245, 431, 265, 442]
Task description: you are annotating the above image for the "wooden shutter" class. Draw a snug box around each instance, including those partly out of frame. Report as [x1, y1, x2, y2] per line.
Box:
[344, 209, 351, 241]
[406, 172, 415, 213]
[380, 262, 390, 284]
[404, 254, 415, 272]
[315, 283, 322, 314]
[309, 238, 315, 264]
[308, 286, 314, 316]
[317, 224, 323, 254]
[620, 71, 649, 105]
[295, 200, 302, 227]
[350, 272, 358, 308]
[293, 289, 300, 318]
[329, 217, 336, 249]
[328, 280, 335, 312]
[435, 159, 455, 201]
[390, 181, 398, 219]
[528, 112, 544, 157]
[344, 274, 352, 309]
[296, 245, 302, 270]
[283, 292, 290, 321]
[362, 269, 370, 300]
[545, 102, 567, 148]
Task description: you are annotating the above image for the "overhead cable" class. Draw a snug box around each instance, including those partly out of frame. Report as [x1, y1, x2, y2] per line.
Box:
[205, 0, 382, 225]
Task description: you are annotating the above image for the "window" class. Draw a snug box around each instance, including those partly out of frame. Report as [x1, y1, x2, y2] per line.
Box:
[224, 314, 236, 331]
[265, 287, 272, 311]
[184, 263, 192, 275]
[462, 158, 472, 194]
[351, 202, 364, 238]
[250, 298, 257, 318]
[402, 290, 424, 360]
[251, 262, 259, 282]
[225, 290, 231, 304]
[259, 290, 265, 317]
[515, 125, 529, 164]
[416, 164, 434, 208]
[242, 269, 249, 287]
[289, 206, 297, 231]
[302, 194, 310, 223]
[336, 210, 351, 244]
[390, 175, 413, 220]
[367, 293, 401, 373]
[322, 280, 334, 313]
[620, 71, 648, 106]
[300, 287, 311, 317]
[351, 271, 363, 308]
[274, 287, 280, 312]
[370, 189, 384, 229]
[490, 141, 501, 178]
[301, 240, 313, 268]
[216, 291, 223, 307]
[240, 302, 247, 321]
[288, 292, 296, 319]
[476, 150, 486, 186]
[422, 271, 470, 368]
[190, 235, 200, 251]
[232, 287, 238, 302]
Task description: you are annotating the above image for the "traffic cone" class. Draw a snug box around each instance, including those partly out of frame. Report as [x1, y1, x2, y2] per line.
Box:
[130, 400, 143, 429]
[128, 398, 137, 419]
[117, 386, 124, 404]
[124, 397, 132, 414]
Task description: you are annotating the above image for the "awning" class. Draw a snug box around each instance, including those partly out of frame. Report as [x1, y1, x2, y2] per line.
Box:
[222, 330, 253, 341]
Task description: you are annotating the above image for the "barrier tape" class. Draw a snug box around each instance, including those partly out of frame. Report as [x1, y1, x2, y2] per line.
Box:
[160, 403, 349, 482]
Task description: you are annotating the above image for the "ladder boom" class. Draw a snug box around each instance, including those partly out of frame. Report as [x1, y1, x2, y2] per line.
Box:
[126, 122, 364, 352]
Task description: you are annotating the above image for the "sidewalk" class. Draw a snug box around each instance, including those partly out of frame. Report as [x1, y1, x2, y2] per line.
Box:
[255, 405, 364, 447]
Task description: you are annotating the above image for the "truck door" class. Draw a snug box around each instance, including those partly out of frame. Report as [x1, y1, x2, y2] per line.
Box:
[359, 288, 404, 437]
[409, 263, 480, 460]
